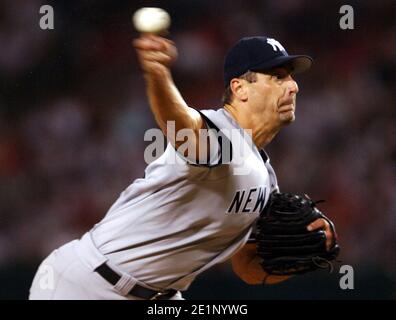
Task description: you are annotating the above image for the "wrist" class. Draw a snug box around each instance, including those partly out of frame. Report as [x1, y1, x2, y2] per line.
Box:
[143, 64, 171, 82]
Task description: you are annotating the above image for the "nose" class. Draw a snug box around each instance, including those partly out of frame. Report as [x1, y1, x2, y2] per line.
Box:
[285, 75, 299, 95]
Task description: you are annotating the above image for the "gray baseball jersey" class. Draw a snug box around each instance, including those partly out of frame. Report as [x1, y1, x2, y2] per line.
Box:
[90, 108, 278, 291]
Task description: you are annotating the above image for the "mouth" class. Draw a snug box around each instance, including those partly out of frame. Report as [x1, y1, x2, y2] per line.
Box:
[278, 101, 295, 113]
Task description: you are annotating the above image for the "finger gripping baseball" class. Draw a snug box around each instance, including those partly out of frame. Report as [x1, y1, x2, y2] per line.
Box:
[257, 192, 340, 276]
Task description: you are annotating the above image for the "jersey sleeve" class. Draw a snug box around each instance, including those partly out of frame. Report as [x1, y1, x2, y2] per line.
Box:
[172, 108, 232, 167]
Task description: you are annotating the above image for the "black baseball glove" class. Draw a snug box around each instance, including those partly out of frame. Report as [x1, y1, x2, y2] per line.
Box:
[256, 192, 340, 276]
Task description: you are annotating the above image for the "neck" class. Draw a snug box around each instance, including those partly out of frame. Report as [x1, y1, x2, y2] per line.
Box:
[224, 103, 281, 149]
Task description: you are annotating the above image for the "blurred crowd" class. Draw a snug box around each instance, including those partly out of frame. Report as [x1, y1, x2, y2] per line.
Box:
[0, 0, 395, 298]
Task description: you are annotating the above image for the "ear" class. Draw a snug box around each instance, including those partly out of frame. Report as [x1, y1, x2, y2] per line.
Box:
[230, 78, 248, 102]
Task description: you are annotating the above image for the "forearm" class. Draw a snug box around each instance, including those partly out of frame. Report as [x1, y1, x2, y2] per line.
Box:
[232, 243, 291, 285]
[144, 68, 201, 136]
[134, 35, 203, 143]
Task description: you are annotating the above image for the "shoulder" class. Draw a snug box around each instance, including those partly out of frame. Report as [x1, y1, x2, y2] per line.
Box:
[197, 108, 235, 131]
[198, 107, 225, 119]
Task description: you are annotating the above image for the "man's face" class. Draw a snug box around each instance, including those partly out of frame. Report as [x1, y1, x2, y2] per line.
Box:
[247, 67, 299, 126]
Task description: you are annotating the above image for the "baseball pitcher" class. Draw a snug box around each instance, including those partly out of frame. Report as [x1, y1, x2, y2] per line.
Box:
[29, 34, 339, 300]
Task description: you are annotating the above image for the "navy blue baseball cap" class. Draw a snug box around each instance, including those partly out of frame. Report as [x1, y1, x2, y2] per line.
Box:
[224, 36, 313, 87]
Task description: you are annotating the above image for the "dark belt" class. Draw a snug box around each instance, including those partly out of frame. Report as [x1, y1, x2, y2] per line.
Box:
[95, 263, 177, 300]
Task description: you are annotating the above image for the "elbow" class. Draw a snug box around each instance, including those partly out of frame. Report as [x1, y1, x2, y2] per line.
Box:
[238, 274, 263, 286]
[231, 255, 265, 285]
[232, 265, 256, 285]
[232, 257, 292, 285]
[231, 243, 292, 285]
[234, 268, 292, 286]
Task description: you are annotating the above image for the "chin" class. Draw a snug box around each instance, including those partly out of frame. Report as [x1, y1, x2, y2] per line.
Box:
[280, 112, 295, 124]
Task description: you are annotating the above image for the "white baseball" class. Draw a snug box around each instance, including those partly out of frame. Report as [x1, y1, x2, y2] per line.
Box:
[132, 7, 171, 34]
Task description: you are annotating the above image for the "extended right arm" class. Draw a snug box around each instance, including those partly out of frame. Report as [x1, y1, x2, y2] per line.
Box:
[133, 35, 204, 152]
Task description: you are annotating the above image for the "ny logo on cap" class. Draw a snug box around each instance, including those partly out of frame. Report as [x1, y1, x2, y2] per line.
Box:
[267, 38, 285, 52]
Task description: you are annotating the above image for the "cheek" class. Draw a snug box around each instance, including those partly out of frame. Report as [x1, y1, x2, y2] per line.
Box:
[248, 88, 265, 107]
[255, 86, 274, 103]
[250, 83, 282, 110]
[269, 88, 284, 109]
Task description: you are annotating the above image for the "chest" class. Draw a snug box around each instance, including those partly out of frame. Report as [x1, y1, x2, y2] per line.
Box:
[182, 151, 271, 233]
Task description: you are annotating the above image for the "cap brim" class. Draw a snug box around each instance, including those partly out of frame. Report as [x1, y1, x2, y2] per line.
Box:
[250, 55, 313, 75]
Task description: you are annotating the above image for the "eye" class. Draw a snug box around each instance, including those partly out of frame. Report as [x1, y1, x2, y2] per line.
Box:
[274, 72, 287, 80]
[269, 68, 291, 80]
